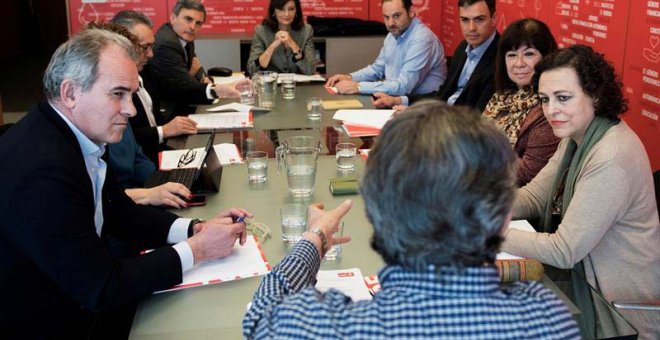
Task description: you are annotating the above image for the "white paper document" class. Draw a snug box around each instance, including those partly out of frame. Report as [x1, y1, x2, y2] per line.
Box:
[188, 111, 253, 130]
[207, 102, 253, 112]
[332, 109, 396, 129]
[211, 74, 246, 85]
[496, 220, 536, 260]
[159, 147, 206, 170]
[316, 268, 372, 301]
[156, 236, 271, 293]
[213, 143, 243, 165]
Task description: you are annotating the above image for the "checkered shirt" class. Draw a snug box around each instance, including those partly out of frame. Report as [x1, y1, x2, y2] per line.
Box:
[243, 240, 580, 339]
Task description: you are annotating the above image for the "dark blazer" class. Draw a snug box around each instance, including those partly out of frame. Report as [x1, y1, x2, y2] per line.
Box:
[0, 103, 183, 338]
[410, 32, 499, 112]
[149, 23, 208, 97]
[131, 64, 211, 163]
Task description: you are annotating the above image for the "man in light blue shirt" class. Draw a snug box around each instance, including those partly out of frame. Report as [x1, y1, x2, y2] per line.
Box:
[374, 0, 499, 112]
[325, 0, 446, 96]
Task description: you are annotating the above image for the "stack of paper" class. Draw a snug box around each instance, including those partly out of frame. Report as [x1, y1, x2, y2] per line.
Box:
[156, 236, 271, 293]
[213, 143, 243, 165]
[188, 111, 253, 131]
[496, 220, 536, 260]
[316, 268, 372, 301]
[212, 74, 246, 85]
[332, 109, 395, 137]
[276, 74, 326, 83]
[207, 102, 270, 113]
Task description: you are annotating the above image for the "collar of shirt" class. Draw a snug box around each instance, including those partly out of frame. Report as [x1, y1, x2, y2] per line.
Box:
[394, 17, 420, 43]
[465, 30, 497, 61]
[377, 264, 501, 297]
[49, 102, 106, 157]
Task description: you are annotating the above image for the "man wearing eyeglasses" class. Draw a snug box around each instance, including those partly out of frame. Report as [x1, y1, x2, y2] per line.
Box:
[111, 9, 247, 165]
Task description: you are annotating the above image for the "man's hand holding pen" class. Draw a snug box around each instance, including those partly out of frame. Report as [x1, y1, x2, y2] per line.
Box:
[186, 207, 253, 264]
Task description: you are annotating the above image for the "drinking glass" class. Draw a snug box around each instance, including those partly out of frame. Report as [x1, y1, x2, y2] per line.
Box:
[280, 73, 295, 100]
[237, 82, 254, 105]
[335, 142, 356, 171]
[280, 204, 307, 244]
[246, 151, 268, 183]
[324, 221, 345, 260]
[306, 97, 322, 120]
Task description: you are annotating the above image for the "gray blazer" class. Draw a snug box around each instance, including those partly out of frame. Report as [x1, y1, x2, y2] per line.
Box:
[246, 24, 316, 76]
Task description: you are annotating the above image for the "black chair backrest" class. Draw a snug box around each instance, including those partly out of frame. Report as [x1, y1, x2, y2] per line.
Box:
[0, 123, 14, 137]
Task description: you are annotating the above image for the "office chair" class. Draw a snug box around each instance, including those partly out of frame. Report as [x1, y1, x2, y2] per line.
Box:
[0, 123, 14, 137]
[611, 170, 660, 312]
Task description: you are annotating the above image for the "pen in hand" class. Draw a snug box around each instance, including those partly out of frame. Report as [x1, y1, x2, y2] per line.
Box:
[234, 215, 247, 245]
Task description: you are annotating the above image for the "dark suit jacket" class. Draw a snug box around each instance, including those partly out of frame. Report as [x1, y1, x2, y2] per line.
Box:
[0, 103, 183, 338]
[131, 64, 211, 163]
[410, 33, 499, 112]
[149, 23, 208, 99]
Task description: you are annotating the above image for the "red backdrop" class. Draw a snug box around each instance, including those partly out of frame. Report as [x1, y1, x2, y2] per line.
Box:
[68, 0, 170, 35]
[67, 0, 659, 169]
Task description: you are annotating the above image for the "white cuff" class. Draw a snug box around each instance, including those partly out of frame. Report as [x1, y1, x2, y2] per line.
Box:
[173, 241, 194, 272]
[168, 217, 192, 244]
[157, 126, 164, 144]
[205, 84, 214, 100]
[401, 96, 409, 106]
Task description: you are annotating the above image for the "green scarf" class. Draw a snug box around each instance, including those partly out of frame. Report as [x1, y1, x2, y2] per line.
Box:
[540, 116, 616, 339]
[542, 116, 617, 233]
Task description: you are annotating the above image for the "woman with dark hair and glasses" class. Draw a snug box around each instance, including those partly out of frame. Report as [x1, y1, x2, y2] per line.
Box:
[483, 18, 559, 186]
[501, 45, 659, 338]
[246, 0, 316, 76]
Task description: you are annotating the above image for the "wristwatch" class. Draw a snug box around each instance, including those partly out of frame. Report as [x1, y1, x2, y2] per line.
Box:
[209, 86, 218, 99]
[306, 228, 328, 255]
[188, 218, 205, 237]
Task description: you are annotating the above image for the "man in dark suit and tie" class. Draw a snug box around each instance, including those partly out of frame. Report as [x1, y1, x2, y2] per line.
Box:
[111, 10, 245, 164]
[373, 0, 499, 112]
[0, 28, 251, 338]
[149, 1, 227, 103]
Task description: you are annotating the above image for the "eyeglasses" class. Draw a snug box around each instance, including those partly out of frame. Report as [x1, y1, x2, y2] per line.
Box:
[178, 148, 197, 168]
[245, 218, 271, 239]
[139, 43, 154, 53]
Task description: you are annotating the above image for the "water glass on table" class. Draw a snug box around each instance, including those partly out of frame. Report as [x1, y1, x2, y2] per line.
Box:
[280, 73, 295, 100]
[280, 204, 307, 244]
[246, 151, 268, 183]
[306, 97, 323, 120]
[324, 221, 345, 260]
[335, 142, 357, 171]
[255, 71, 278, 109]
[237, 82, 254, 105]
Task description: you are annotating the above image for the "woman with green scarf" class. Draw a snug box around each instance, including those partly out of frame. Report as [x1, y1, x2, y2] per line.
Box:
[500, 45, 659, 339]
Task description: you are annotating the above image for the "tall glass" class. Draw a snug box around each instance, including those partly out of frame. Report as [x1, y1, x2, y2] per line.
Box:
[254, 71, 278, 109]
